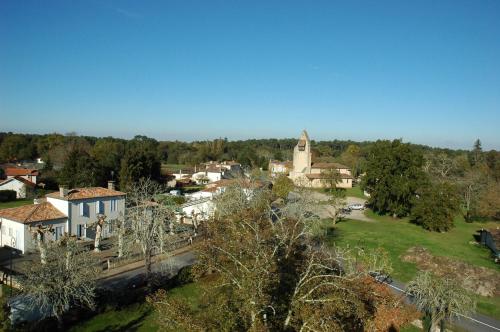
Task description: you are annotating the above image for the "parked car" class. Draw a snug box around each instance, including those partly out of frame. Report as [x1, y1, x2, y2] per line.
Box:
[369, 271, 393, 284]
[340, 207, 352, 214]
[348, 203, 365, 210]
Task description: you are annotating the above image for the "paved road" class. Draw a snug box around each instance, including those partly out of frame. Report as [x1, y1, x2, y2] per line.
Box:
[384, 279, 500, 332]
[98, 251, 196, 290]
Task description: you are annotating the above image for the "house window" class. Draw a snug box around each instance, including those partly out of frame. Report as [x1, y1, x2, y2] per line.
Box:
[79, 202, 88, 217]
[55, 226, 64, 240]
[110, 199, 117, 212]
[1, 226, 5, 235]
[76, 224, 85, 238]
[95, 201, 104, 214]
[8, 228, 12, 237]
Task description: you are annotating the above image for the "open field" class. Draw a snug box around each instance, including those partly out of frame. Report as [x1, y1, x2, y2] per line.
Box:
[325, 212, 500, 318]
[0, 199, 33, 210]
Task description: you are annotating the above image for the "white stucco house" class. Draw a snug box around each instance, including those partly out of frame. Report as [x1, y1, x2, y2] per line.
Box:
[0, 177, 36, 198]
[191, 161, 243, 184]
[179, 179, 266, 223]
[0, 182, 126, 253]
[269, 160, 292, 177]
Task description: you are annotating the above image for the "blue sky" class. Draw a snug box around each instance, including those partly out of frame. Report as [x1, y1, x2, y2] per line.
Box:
[1, 0, 499, 149]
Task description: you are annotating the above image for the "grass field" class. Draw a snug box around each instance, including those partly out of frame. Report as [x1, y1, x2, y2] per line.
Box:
[0, 198, 32, 210]
[343, 186, 367, 199]
[325, 212, 500, 318]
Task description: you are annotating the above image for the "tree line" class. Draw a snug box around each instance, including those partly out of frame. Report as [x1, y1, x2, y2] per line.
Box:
[361, 139, 500, 230]
[1, 131, 484, 190]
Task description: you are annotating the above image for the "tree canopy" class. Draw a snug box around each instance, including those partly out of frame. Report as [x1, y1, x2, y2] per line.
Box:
[362, 140, 426, 217]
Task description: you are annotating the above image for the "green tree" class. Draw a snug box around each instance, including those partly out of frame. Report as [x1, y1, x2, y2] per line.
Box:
[470, 139, 483, 166]
[340, 144, 362, 176]
[272, 174, 295, 199]
[0, 134, 34, 162]
[411, 182, 460, 231]
[91, 137, 125, 180]
[59, 149, 106, 188]
[362, 140, 426, 217]
[321, 168, 342, 193]
[119, 136, 161, 189]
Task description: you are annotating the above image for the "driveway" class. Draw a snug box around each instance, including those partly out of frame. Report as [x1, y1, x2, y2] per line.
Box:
[310, 191, 375, 222]
[344, 196, 375, 222]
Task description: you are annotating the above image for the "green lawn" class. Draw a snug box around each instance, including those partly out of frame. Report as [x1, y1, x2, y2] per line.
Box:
[0, 198, 32, 210]
[70, 283, 201, 332]
[343, 186, 367, 199]
[326, 211, 500, 318]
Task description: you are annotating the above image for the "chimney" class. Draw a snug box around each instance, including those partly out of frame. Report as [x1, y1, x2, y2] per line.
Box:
[108, 181, 116, 191]
[59, 185, 68, 198]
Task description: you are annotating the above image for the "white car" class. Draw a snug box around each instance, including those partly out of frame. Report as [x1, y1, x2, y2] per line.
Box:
[348, 203, 365, 210]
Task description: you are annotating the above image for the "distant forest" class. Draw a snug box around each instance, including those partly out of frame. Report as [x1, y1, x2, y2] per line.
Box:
[0, 131, 474, 168]
[0, 132, 497, 193]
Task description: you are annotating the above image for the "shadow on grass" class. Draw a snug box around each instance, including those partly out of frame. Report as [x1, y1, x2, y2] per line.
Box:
[91, 309, 152, 332]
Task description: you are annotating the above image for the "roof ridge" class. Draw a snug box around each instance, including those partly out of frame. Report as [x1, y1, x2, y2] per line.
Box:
[24, 203, 42, 223]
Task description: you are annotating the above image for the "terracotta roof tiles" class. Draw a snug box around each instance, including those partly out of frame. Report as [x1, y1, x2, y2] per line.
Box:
[0, 202, 67, 224]
[46, 187, 126, 201]
[5, 168, 39, 177]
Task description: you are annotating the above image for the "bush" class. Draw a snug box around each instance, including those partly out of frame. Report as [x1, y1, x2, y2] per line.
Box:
[411, 182, 460, 232]
[0, 190, 16, 202]
[174, 266, 194, 286]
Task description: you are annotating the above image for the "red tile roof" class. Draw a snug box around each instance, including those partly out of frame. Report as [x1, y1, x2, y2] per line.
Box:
[305, 173, 353, 180]
[5, 168, 39, 177]
[0, 177, 36, 188]
[46, 187, 126, 201]
[0, 202, 67, 224]
[311, 162, 349, 169]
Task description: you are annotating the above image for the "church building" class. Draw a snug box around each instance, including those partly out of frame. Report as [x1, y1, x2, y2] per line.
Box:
[289, 130, 353, 188]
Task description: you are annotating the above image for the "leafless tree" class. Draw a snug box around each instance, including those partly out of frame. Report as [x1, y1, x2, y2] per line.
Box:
[126, 178, 176, 287]
[459, 169, 487, 221]
[407, 272, 475, 332]
[108, 212, 131, 258]
[20, 236, 100, 328]
[168, 182, 408, 331]
[29, 224, 54, 264]
[85, 214, 107, 252]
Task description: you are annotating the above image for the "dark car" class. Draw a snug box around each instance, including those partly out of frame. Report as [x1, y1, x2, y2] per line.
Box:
[369, 271, 393, 284]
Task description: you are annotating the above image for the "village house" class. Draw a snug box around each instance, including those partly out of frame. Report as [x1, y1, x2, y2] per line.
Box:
[191, 161, 242, 184]
[4, 168, 39, 184]
[289, 131, 353, 188]
[269, 160, 292, 177]
[0, 181, 126, 253]
[0, 177, 36, 198]
[181, 178, 265, 222]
